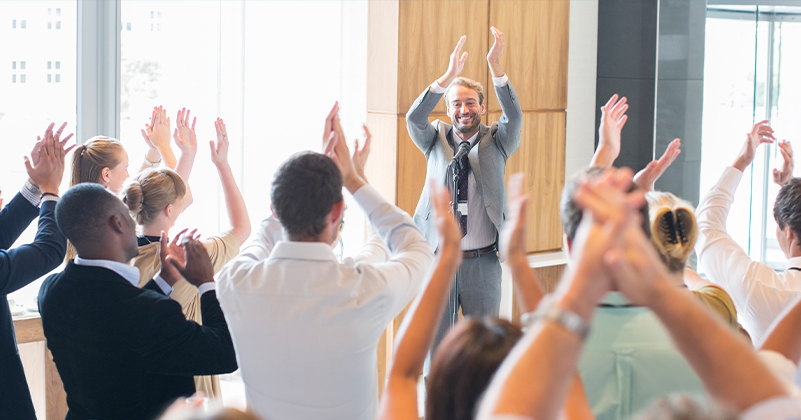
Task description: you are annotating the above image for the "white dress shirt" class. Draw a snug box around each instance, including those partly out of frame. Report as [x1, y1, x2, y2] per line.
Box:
[695, 166, 801, 345]
[217, 184, 434, 420]
[430, 75, 509, 250]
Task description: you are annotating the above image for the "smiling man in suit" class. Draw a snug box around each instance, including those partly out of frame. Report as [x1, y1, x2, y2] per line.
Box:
[405, 27, 523, 357]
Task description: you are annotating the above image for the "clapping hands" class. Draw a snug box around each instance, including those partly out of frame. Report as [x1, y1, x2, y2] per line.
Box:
[26, 122, 74, 195]
[159, 229, 214, 287]
[322, 102, 368, 193]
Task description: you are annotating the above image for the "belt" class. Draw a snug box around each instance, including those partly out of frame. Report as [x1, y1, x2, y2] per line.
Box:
[462, 244, 497, 259]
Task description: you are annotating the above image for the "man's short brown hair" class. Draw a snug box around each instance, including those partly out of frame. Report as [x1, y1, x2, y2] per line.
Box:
[444, 77, 485, 106]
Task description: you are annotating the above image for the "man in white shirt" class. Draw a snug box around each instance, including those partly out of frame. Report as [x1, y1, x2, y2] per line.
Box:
[217, 114, 435, 420]
[695, 120, 799, 345]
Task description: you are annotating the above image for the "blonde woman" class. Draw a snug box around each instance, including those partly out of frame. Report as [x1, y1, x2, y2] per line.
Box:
[123, 118, 250, 398]
[65, 107, 197, 260]
[646, 192, 739, 328]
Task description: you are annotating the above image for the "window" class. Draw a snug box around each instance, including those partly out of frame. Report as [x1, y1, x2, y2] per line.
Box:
[12, 19, 16, 29]
[701, 6, 801, 270]
[21, 19, 26, 29]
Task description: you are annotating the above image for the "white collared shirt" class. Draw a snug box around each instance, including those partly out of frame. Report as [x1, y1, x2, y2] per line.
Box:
[73, 256, 177, 296]
[430, 75, 509, 250]
[695, 166, 801, 345]
[217, 184, 433, 420]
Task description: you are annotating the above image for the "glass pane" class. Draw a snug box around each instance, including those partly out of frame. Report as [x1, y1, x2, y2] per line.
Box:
[0, 1, 77, 305]
[700, 16, 759, 259]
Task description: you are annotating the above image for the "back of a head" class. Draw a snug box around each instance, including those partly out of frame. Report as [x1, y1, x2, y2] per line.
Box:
[271, 152, 343, 240]
[774, 178, 801, 242]
[633, 394, 736, 420]
[56, 183, 124, 250]
[426, 317, 523, 420]
[122, 168, 187, 226]
[646, 192, 698, 274]
[560, 166, 651, 242]
[445, 77, 485, 106]
[71, 136, 124, 186]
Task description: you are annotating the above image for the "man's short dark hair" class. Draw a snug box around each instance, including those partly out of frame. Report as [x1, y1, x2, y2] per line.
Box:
[56, 183, 125, 246]
[560, 166, 651, 242]
[774, 178, 801, 242]
[271, 152, 343, 240]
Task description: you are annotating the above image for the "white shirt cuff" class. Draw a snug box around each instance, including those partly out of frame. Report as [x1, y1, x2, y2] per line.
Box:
[430, 81, 447, 94]
[40, 195, 59, 204]
[719, 166, 745, 195]
[198, 282, 216, 296]
[492, 74, 509, 86]
[153, 273, 173, 296]
[20, 180, 41, 207]
[352, 184, 385, 218]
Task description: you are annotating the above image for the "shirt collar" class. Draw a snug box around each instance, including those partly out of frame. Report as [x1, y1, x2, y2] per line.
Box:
[787, 257, 801, 271]
[269, 241, 339, 262]
[599, 291, 633, 307]
[450, 127, 480, 147]
[74, 256, 142, 287]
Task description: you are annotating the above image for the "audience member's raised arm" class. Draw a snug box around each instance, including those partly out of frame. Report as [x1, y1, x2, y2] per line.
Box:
[772, 139, 794, 187]
[173, 107, 198, 208]
[140, 106, 178, 172]
[379, 186, 462, 420]
[608, 204, 786, 413]
[499, 173, 543, 313]
[478, 168, 642, 420]
[590, 94, 628, 168]
[761, 293, 801, 366]
[1, 126, 70, 295]
[211, 118, 250, 245]
[632, 138, 681, 191]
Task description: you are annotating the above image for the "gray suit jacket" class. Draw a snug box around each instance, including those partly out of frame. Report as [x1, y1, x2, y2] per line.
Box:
[405, 82, 523, 248]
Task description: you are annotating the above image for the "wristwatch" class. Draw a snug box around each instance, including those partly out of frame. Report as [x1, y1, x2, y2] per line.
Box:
[520, 294, 590, 340]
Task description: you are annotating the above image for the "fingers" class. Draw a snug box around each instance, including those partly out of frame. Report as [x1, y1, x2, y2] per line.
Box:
[432, 184, 451, 217]
[459, 51, 468, 65]
[323, 102, 339, 143]
[209, 140, 216, 157]
[171, 228, 188, 246]
[23, 156, 33, 175]
[507, 172, 525, 200]
[64, 144, 76, 154]
[61, 133, 74, 146]
[603, 94, 619, 110]
[324, 131, 338, 157]
[54, 121, 67, 141]
[453, 35, 466, 55]
[191, 117, 196, 132]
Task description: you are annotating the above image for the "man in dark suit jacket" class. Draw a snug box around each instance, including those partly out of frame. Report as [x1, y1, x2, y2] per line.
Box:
[39, 183, 238, 420]
[1, 125, 70, 420]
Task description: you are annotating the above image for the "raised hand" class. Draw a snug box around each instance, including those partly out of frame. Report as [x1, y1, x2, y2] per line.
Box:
[142, 106, 172, 153]
[633, 138, 681, 191]
[499, 173, 528, 260]
[173, 107, 198, 156]
[25, 124, 68, 195]
[567, 168, 647, 309]
[733, 120, 775, 172]
[486, 26, 506, 78]
[772, 140, 794, 187]
[210, 118, 230, 167]
[322, 103, 365, 193]
[591, 94, 629, 168]
[352, 124, 371, 183]
[166, 228, 192, 269]
[166, 233, 214, 287]
[32, 122, 75, 166]
[437, 35, 468, 88]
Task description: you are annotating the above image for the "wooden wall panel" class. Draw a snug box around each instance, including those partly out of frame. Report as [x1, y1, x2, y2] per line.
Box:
[488, 1, 569, 112]
[396, 114, 446, 216]
[398, 0, 489, 114]
[511, 264, 566, 323]
[367, 1, 400, 114]
[488, 111, 566, 253]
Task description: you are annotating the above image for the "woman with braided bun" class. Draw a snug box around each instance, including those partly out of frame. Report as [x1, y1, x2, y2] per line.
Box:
[646, 192, 740, 330]
[123, 117, 250, 399]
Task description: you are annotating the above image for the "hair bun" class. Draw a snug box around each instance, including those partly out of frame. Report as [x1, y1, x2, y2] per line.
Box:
[122, 180, 144, 216]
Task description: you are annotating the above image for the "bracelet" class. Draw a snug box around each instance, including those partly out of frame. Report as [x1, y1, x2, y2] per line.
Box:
[41, 192, 59, 199]
[144, 154, 162, 167]
[520, 294, 590, 340]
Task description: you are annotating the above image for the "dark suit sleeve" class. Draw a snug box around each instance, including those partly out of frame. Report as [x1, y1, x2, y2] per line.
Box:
[492, 82, 524, 159]
[0, 201, 67, 296]
[0, 193, 39, 250]
[138, 290, 238, 376]
[142, 279, 165, 295]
